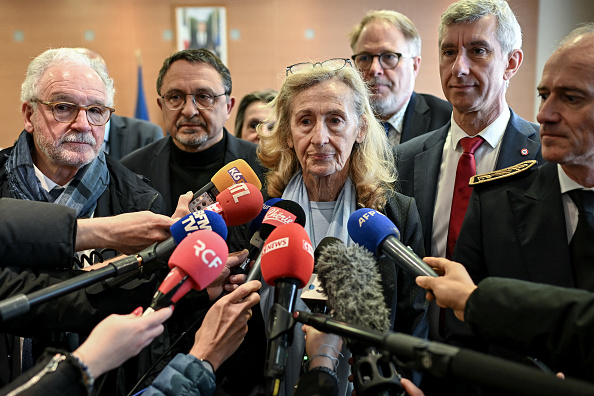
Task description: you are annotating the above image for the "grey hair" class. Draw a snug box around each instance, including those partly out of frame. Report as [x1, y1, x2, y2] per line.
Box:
[349, 10, 422, 56]
[439, 0, 522, 56]
[559, 23, 594, 48]
[21, 48, 115, 107]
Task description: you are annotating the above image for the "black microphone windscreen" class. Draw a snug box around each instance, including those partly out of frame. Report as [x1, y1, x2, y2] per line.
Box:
[316, 242, 391, 333]
[260, 200, 306, 240]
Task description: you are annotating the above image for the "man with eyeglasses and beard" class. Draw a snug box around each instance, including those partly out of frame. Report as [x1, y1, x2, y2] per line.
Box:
[121, 49, 267, 395]
[349, 10, 452, 147]
[121, 49, 266, 217]
[0, 48, 186, 393]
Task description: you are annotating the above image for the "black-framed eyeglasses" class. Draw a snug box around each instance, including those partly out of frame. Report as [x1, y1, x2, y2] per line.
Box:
[32, 99, 115, 126]
[351, 52, 413, 71]
[286, 58, 352, 76]
[160, 91, 227, 111]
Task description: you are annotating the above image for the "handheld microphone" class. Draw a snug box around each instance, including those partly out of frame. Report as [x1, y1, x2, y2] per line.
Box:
[0, 211, 227, 322]
[245, 200, 306, 282]
[316, 241, 399, 395]
[347, 208, 438, 278]
[202, 183, 264, 226]
[144, 229, 228, 316]
[260, 223, 314, 396]
[189, 159, 262, 212]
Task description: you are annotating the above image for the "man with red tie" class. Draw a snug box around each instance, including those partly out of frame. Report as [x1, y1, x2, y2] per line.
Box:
[394, 1, 543, 393]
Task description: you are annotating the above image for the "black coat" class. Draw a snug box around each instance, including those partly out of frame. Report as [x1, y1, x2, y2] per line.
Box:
[400, 92, 452, 144]
[107, 114, 163, 161]
[120, 130, 266, 216]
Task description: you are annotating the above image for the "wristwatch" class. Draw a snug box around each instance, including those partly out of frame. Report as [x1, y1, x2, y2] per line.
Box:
[200, 359, 215, 375]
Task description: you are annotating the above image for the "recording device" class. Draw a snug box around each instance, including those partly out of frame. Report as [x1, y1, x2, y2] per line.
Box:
[260, 223, 315, 396]
[245, 200, 306, 282]
[143, 229, 228, 315]
[0, 211, 227, 322]
[294, 312, 594, 396]
[316, 241, 401, 395]
[348, 208, 438, 278]
[202, 182, 264, 226]
[300, 236, 342, 313]
[189, 159, 262, 212]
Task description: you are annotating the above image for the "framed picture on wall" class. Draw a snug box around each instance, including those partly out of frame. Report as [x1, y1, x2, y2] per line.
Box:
[175, 6, 227, 64]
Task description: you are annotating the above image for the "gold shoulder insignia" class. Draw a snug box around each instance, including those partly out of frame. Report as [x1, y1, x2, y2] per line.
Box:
[469, 160, 537, 186]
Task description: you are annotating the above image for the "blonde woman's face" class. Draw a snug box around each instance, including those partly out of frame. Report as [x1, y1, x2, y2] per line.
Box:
[287, 80, 366, 179]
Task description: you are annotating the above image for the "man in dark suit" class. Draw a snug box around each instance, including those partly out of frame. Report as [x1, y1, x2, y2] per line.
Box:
[452, 23, 594, 334]
[395, 0, 544, 258]
[104, 114, 162, 160]
[121, 49, 265, 216]
[349, 10, 452, 147]
[394, 1, 544, 392]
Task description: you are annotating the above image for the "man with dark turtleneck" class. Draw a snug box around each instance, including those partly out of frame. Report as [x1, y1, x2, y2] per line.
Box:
[121, 49, 265, 218]
[120, 49, 267, 395]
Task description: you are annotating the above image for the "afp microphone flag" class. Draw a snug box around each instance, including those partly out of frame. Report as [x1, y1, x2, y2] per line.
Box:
[134, 62, 149, 121]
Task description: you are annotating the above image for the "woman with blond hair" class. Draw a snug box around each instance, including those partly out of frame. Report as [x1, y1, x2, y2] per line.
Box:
[257, 59, 428, 395]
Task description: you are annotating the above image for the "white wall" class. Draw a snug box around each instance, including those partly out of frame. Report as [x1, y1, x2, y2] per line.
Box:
[534, 0, 594, 120]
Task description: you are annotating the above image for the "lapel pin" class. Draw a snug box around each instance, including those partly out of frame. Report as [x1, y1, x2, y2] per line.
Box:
[520, 148, 529, 156]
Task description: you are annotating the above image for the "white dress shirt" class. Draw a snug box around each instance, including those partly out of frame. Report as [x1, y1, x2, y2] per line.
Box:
[431, 108, 511, 257]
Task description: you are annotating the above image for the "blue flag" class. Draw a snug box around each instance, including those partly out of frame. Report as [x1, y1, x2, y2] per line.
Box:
[134, 65, 149, 121]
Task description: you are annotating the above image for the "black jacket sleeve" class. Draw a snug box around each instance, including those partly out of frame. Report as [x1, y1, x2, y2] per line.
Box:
[0, 198, 76, 269]
[466, 277, 594, 380]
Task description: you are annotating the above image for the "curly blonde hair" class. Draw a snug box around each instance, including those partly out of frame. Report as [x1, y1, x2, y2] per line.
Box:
[258, 65, 396, 210]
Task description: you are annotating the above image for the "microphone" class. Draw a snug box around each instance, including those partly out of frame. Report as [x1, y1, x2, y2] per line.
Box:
[250, 198, 283, 234]
[237, 198, 283, 274]
[143, 229, 228, 315]
[245, 200, 306, 283]
[316, 241, 399, 394]
[202, 183, 264, 226]
[189, 159, 262, 212]
[294, 312, 594, 396]
[347, 208, 438, 278]
[260, 223, 314, 396]
[0, 211, 227, 322]
[300, 236, 342, 313]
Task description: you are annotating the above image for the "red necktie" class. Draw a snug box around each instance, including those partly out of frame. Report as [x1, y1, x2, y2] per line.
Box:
[446, 136, 485, 258]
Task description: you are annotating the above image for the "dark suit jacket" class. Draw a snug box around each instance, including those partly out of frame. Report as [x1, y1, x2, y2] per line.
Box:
[400, 92, 452, 144]
[454, 161, 573, 287]
[394, 109, 543, 255]
[448, 162, 578, 385]
[120, 129, 265, 216]
[107, 114, 163, 160]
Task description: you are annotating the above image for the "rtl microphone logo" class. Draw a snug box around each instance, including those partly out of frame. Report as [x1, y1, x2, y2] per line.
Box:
[262, 237, 289, 255]
[264, 207, 297, 227]
[193, 239, 223, 268]
[228, 183, 251, 203]
[227, 167, 248, 184]
[182, 211, 212, 233]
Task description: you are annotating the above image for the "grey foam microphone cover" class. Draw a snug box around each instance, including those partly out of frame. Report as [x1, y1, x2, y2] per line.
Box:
[316, 241, 391, 333]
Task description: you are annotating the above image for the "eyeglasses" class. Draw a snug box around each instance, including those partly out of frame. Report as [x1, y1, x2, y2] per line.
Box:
[160, 91, 227, 111]
[351, 52, 413, 71]
[286, 58, 352, 76]
[32, 99, 114, 126]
